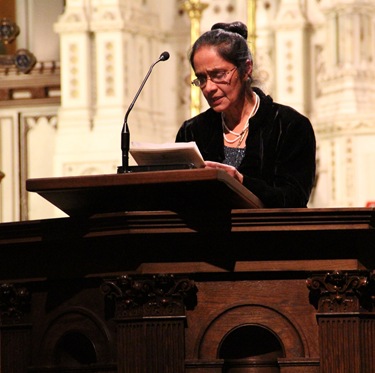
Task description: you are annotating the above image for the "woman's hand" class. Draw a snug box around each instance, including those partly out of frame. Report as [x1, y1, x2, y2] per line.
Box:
[204, 161, 244, 184]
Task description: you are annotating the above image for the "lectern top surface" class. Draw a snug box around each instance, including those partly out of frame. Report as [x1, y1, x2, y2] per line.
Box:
[26, 169, 264, 216]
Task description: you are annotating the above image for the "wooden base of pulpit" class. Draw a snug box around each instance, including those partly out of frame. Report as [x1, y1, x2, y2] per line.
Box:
[0, 171, 373, 372]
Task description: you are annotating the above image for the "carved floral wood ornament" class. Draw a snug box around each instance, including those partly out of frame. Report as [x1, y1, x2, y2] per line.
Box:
[307, 270, 375, 313]
[101, 274, 198, 318]
[0, 283, 30, 323]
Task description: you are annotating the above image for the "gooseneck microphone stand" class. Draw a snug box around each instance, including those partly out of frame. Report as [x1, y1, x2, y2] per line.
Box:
[117, 52, 170, 174]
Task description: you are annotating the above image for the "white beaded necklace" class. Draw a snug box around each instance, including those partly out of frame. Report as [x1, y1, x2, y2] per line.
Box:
[222, 92, 260, 145]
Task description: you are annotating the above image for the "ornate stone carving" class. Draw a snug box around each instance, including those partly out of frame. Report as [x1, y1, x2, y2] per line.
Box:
[0, 283, 30, 324]
[102, 274, 197, 319]
[307, 270, 375, 313]
[315, 119, 375, 136]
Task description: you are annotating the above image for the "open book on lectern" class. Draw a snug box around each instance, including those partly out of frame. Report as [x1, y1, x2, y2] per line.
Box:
[130, 141, 205, 169]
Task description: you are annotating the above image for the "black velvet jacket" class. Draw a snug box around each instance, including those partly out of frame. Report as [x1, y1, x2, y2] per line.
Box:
[176, 88, 316, 208]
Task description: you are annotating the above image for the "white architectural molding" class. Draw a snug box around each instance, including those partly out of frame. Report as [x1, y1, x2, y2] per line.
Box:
[22, 113, 60, 220]
[0, 115, 20, 222]
[252, 0, 279, 96]
[54, 0, 93, 127]
[274, 0, 311, 114]
[312, 0, 375, 207]
[51, 0, 184, 178]
[4, 0, 375, 221]
[53, 0, 91, 32]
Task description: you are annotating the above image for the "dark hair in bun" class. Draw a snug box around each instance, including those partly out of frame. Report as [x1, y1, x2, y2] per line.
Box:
[211, 21, 248, 39]
[189, 21, 252, 81]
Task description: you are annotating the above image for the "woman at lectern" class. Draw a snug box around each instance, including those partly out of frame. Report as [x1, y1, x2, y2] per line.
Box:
[176, 21, 316, 208]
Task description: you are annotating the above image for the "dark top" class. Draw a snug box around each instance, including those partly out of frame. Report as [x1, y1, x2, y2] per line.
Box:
[175, 87, 316, 208]
[223, 146, 246, 169]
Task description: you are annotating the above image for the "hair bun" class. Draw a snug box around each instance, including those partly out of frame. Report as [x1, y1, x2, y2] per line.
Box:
[211, 21, 248, 40]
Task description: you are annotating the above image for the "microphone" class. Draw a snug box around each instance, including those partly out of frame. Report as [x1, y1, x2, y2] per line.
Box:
[118, 51, 170, 173]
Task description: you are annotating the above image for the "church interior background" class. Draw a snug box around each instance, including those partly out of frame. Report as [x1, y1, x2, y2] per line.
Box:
[0, 0, 375, 223]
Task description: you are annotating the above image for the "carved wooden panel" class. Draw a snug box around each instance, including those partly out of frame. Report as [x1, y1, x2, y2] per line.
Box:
[0, 208, 374, 372]
[0, 283, 31, 373]
[307, 270, 375, 373]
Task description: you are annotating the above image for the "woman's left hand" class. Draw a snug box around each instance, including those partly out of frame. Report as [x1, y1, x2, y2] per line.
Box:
[204, 161, 244, 184]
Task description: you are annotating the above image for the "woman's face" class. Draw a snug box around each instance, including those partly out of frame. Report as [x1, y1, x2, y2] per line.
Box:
[193, 45, 251, 114]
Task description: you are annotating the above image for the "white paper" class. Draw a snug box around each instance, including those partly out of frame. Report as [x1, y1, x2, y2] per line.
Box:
[130, 141, 205, 168]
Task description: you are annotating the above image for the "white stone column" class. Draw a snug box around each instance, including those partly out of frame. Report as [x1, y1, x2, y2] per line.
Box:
[90, 0, 128, 127]
[313, 0, 375, 207]
[53, 0, 98, 176]
[54, 0, 93, 128]
[253, 0, 279, 96]
[91, 0, 175, 141]
[318, 0, 375, 117]
[274, 0, 311, 115]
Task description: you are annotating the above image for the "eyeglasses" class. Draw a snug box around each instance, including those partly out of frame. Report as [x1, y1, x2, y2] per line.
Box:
[191, 67, 237, 88]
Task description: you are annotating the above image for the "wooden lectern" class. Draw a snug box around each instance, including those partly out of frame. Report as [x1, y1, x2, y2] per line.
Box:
[0, 170, 373, 373]
[25, 168, 264, 216]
